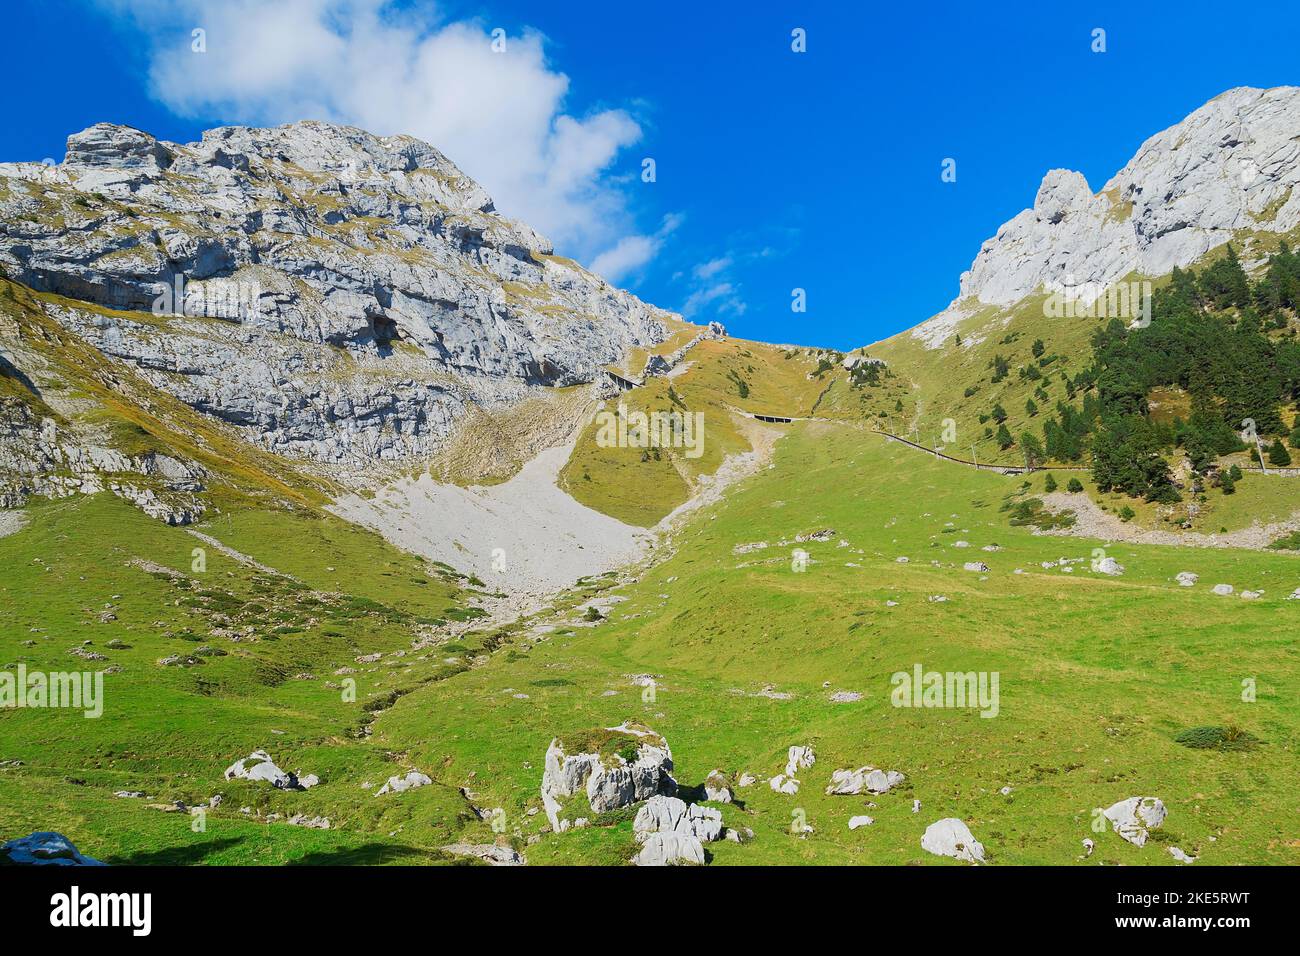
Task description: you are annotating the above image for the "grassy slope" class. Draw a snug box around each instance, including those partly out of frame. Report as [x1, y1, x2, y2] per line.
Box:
[870, 229, 1300, 534]
[0, 494, 511, 864]
[377, 422, 1300, 865]
[558, 337, 903, 526]
[869, 292, 1107, 464]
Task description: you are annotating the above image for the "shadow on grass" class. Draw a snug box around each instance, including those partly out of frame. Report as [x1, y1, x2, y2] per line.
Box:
[286, 843, 451, 866]
[106, 838, 246, 866]
[107, 839, 453, 866]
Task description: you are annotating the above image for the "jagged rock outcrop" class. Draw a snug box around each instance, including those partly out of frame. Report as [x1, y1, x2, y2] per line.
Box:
[632, 795, 724, 843]
[910, 86, 1300, 347]
[0, 120, 680, 471]
[539, 722, 676, 831]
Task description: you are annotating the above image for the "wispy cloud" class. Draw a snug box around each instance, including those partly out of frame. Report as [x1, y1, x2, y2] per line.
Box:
[589, 213, 682, 284]
[679, 256, 747, 319]
[101, 0, 659, 268]
[692, 257, 732, 281]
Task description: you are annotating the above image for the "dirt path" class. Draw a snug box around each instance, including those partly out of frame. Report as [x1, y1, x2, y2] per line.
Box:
[186, 528, 300, 579]
[1035, 490, 1300, 551]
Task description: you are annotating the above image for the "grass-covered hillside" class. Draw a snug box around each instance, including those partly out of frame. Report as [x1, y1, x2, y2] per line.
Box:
[559, 336, 909, 526]
[871, 229, 1300, 538]
[0, 492, 515, 863]
[7, 421, 1294, 865]
[393, 423, 1300, 865]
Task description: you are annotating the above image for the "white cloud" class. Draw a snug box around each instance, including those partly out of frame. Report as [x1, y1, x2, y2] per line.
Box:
[692, 257, 732, 280]
[682, 281, 747, 319]
[678, 249, 750, 319]
[103, 0, 653, 264]
[589, 213, 682, 284]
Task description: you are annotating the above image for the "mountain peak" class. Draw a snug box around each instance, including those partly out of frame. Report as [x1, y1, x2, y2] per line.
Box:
[948, 85, 1300, 323]
[1, 119, 680, 470]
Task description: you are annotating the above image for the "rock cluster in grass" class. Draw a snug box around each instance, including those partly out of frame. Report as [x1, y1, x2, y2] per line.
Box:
[540, 722, 676, 832]
[825, 766, 906, 796]
[223, 750, 309, 791]
[441, 842, 525, 866]
[376, 771, 432, 796]
[769, 744, 815, 794]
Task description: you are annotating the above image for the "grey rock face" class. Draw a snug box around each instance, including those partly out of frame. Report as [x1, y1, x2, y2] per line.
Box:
[911, 87, 1300, 347]
[0, 388, 206, 522]
[0, 120, 679, 470]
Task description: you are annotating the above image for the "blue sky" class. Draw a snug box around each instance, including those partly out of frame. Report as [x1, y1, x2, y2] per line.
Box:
[5, 0, 1300, 349]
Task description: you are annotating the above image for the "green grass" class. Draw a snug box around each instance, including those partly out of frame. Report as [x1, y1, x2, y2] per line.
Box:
[375, 422, 1300, 865]
[0, 494, 504, 864]
[5, 412, 1299, 866]
[559, 337, 874, 526]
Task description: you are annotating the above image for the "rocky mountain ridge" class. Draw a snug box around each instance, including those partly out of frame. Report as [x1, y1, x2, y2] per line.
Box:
[910, 85, 1300, 347]
[0, 120, 678, 472]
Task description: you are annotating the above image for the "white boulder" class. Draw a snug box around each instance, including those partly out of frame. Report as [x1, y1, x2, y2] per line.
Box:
[1103, 796, 1167, 847]
[769, 774, 800, 795]
[921, 818, 985, 863]
[223, 750, 302, 790]
[1094, 557, 1124, 575]
[702, 770, 733, 803]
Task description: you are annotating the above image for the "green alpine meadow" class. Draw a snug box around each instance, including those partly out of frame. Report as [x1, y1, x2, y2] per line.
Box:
[0, 2, 1298, 892]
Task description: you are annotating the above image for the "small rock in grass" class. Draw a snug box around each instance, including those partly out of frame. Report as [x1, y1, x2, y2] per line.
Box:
[376, 771, 432, 796]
